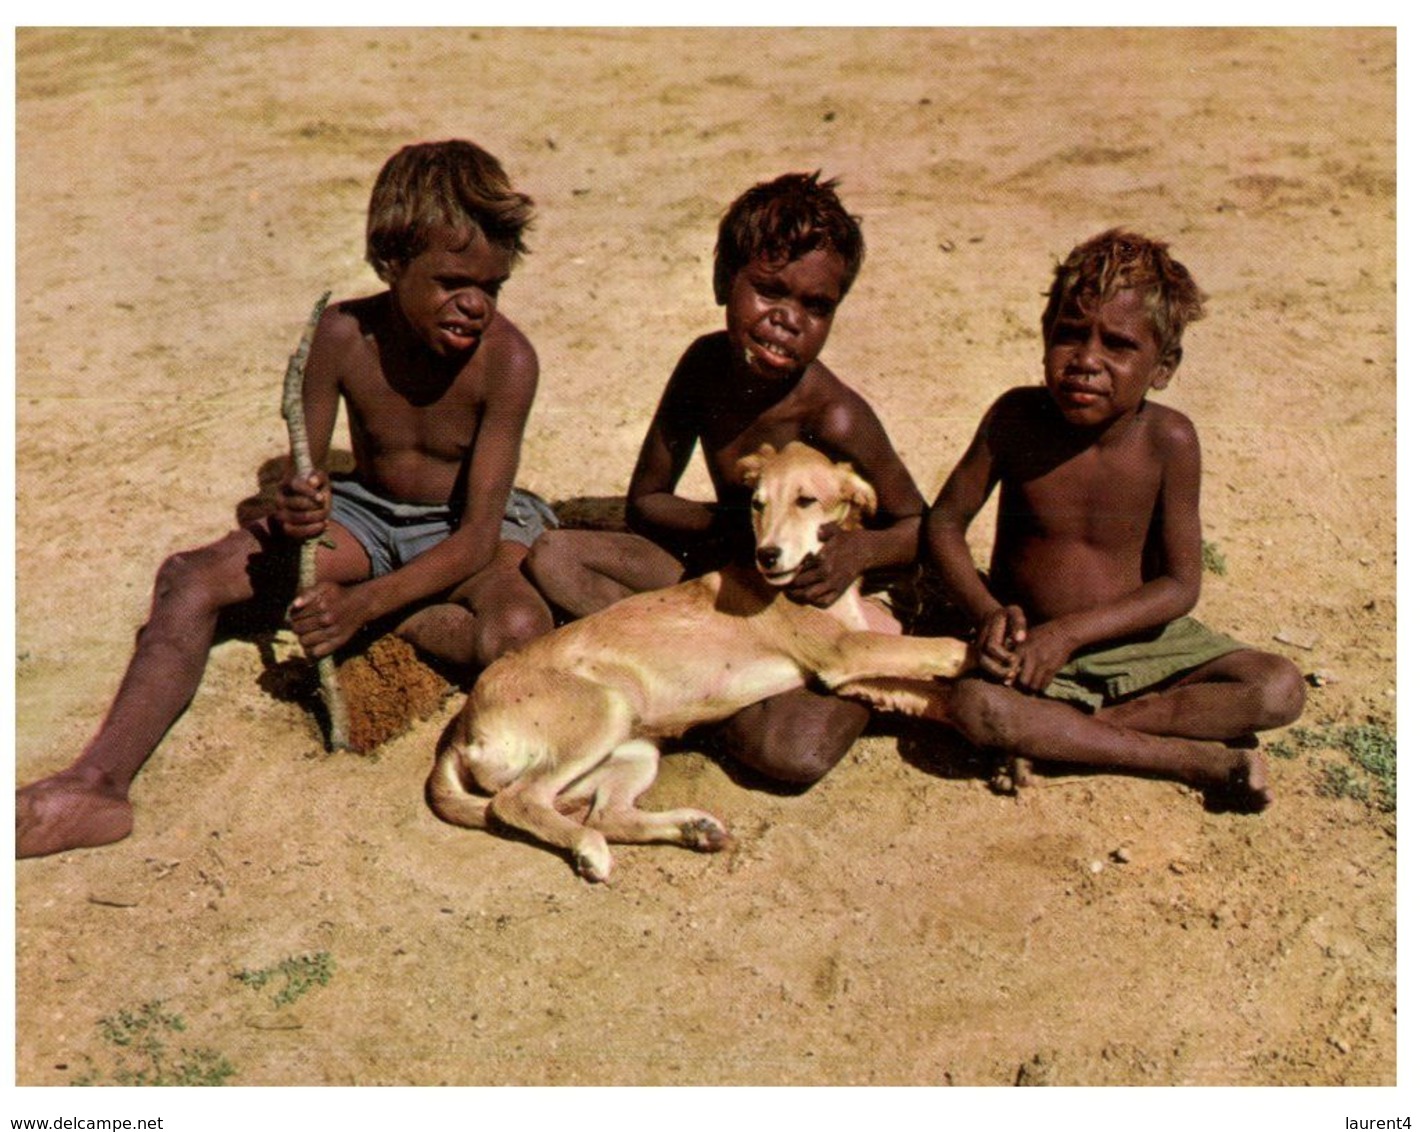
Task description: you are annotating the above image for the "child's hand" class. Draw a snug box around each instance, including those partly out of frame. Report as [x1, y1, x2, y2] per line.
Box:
[288, 580, 372, 658]
[1010, 621, 1077, 693]
[974, 605, 1027, 682]
[275, 470, 331, 541]
[786, 523, 862, 607]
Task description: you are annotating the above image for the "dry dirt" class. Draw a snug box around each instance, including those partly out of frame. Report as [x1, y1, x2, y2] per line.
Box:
[12, 25, 1399, 1109]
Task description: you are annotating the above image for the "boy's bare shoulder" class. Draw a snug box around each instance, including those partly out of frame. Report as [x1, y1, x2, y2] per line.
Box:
[672, 330, 732, 379]
[480, 310, 538, 382]
[1138, 400, 1199, 450]
[801, 361, 882, 442]
[321, 293, 381, 344]
[298, 294, 380, 380]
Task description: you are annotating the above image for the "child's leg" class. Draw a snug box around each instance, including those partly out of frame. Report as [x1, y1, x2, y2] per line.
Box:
[16, 521, 369, 858]
[396, 541, 555, 668]
[706, 690, 871, 788]
[524, 529, 683, 618]
[925, 677, 1272, 811]
[1095, 649, 1306, 741]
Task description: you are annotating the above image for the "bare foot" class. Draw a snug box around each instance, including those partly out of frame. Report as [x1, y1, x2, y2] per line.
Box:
[16, 771, 134, 858]
[1210, 749, 1273, 814]
[989, 755, 1035, 795]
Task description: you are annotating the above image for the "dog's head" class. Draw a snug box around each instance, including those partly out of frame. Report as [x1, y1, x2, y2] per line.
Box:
[735, 441, 876, 586]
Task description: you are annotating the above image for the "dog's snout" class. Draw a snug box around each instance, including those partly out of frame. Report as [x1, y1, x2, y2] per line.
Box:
[756, 546, 782, 570]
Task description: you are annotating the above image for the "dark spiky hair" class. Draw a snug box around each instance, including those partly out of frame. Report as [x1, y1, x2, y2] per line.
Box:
[713, 172, 864, 305]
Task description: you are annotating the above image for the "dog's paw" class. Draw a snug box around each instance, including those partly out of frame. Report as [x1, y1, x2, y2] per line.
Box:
[680, 814, 730, 852]
[572, 833, 613, 882]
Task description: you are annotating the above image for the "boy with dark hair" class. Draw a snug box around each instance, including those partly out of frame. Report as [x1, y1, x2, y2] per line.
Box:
[924, 229, 1305, 811]
[526, 172, 924, 787]
[18, 139, 557, 858]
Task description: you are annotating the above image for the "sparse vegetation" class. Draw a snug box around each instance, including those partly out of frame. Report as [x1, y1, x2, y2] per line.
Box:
[1268, 722, 1396, 811]
[235, 950, 335, 1007]
[72, 1000, 236, 1086]
[1202, 540, 1228, 576]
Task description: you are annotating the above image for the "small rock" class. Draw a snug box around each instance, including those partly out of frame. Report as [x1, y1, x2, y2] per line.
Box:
[1328, 1034, 1351, 1054]
[86, 892, 139, 909]
[1110, 846, 1132, 864]
[1015, 1053, 1056, 1086]
[1089, 859, 1105, 874]
[1273, 628, 1318, 650]
[1307, 670, 1340, 687]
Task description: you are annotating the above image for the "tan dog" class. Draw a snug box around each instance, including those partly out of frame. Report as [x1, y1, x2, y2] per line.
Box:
[427, 441, 973, 880]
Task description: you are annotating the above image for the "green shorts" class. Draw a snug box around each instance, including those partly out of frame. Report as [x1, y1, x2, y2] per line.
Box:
[1043, 616, 1245, 711]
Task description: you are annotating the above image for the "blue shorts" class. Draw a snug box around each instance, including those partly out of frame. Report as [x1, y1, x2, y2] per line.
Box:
[329, 477, 558, 579]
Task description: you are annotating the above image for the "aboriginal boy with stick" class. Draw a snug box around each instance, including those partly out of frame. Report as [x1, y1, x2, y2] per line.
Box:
[526, 172, 925, 787]
[17, 140, 557, 858]
[924, 229, 1305, 811]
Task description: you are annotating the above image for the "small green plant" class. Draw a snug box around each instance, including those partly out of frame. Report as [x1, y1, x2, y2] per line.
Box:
[1318, 762, 1372, 804]
[1267, 722, 1396, 812]
[1202, 540, 1228, 576]
[72, 1000, 236, 1086]
[235, 950, 335, 1007]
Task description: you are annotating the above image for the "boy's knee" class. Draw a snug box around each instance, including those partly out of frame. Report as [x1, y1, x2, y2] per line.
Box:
[1256, 655, 1308, 730]
[153, 550, 222, 612]
[473, 599, 554, 667]
[723, 695, 868, 786]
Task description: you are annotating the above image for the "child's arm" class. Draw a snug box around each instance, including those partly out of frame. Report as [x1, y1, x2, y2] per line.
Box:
[786, 396, 925, 607]
[625, 348, 746, 563]
[1011, 412, 1205, 692]
[925, 399, 1023, 679]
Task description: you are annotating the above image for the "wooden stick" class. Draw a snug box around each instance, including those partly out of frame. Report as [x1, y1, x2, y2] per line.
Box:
[280, 292, 350, 751]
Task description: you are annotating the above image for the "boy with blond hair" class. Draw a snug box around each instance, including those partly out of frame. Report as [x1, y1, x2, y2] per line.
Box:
[925, 229, 1305, 810]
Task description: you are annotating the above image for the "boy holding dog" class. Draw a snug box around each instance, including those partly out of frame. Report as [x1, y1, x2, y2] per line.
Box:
[526, 172, 925, 787]
[17, 140, 558, 858]
[923, 229, 1305, 811]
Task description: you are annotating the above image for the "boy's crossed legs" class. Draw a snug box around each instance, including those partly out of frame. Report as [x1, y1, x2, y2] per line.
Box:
[926, 647, 1305, 811]
[16, 520, 551, 859]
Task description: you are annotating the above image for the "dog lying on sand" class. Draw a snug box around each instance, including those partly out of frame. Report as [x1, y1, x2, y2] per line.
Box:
[427, 441, 973, 880]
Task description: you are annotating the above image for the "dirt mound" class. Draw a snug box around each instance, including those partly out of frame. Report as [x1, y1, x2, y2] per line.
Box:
[335, 636, 455, 755]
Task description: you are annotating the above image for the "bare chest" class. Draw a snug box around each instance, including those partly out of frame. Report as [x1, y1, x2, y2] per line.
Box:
[343, 354, 485, 464]
[1003, 441, 1165, 547]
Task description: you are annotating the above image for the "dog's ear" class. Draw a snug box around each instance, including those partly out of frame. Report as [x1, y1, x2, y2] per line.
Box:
[736, 443, 778, 487]
[837, 463, 877, 522]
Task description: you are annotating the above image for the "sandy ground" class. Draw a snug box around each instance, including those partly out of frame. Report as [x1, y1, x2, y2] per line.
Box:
[12, 25, 1398, 1112]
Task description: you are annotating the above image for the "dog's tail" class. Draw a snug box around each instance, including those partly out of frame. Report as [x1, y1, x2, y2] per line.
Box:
[426, 740, 493, 830]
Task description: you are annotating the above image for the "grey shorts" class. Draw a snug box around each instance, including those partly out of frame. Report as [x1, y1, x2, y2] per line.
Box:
[330, 477, 558, 579]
